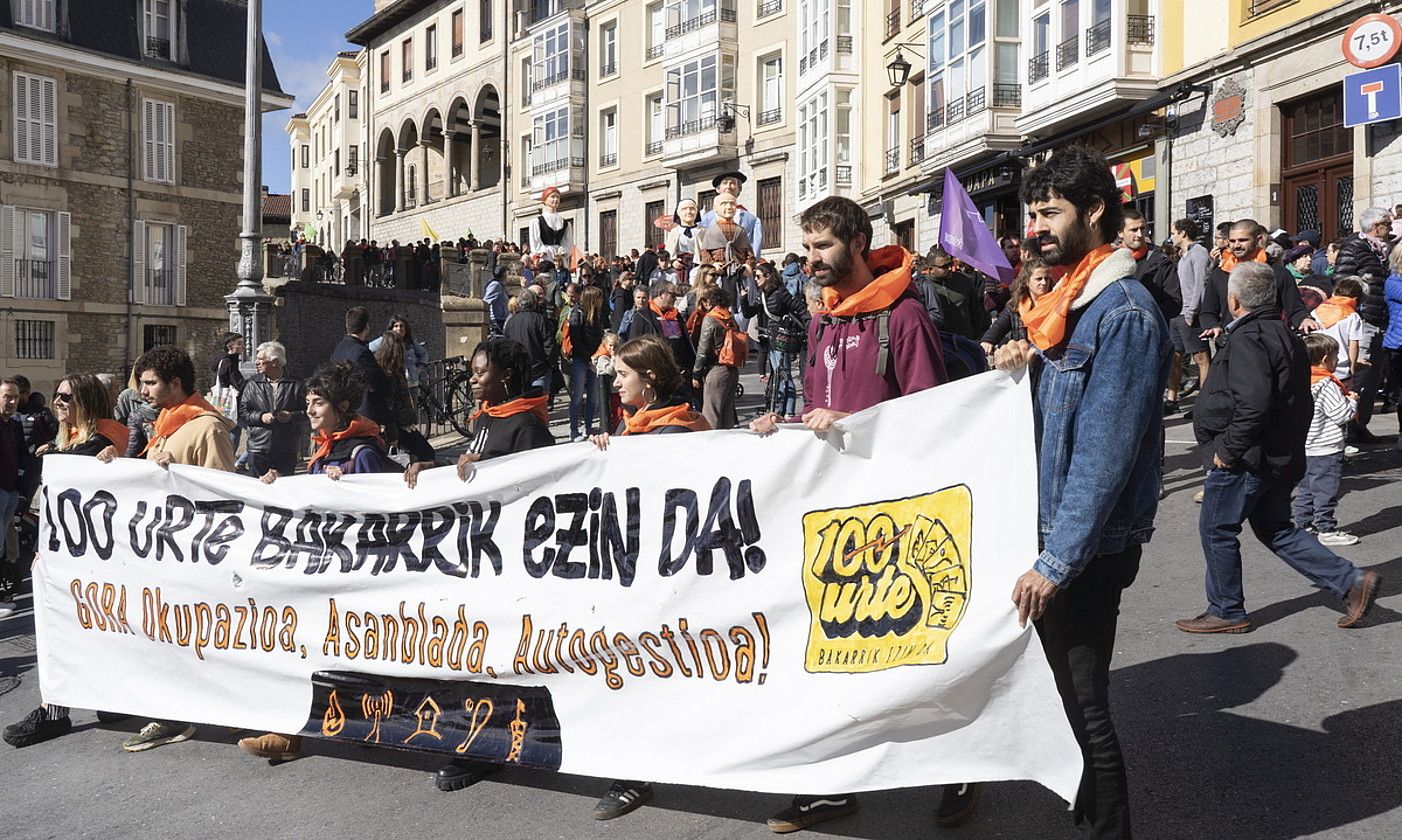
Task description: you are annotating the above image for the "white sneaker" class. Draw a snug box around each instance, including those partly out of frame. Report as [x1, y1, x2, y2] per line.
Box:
[1344, 445, 1360, 457]
[1317, 531, 1361, 547]
[0, 601, 15, 617]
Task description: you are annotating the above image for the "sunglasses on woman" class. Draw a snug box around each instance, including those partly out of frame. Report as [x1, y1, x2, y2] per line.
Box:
[52, 392, 72, 404]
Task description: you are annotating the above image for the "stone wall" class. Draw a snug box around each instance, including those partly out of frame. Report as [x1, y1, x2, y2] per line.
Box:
[274, 281, 446, 380]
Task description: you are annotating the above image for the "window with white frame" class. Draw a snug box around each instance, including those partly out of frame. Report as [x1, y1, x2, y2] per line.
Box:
[13, 0, 56, 32]
[532, 22, 571, 88]
[646, 3, 665, 58]
[646, 92, 664, 153]
[521, 57, 533, 105]
[143, 99, 175, 183]
[600, 108, 618, 166]
[1, 206, 70, 300]
[665, 53, 734, 138]
[425, 24, 438, 70]
[798, 0, 828, 69]
[600, 23, 618, 76]
[758, 54, 783, 124]
[798, 90, 828, 199]
[928, 0, 987, 125]
[143, 0, 176, 60]
[349, 90, 358, 119]
[835, 87, 853, 184]
[666, 0, 717, 35]
[134, 221, 186, 307]
[532, 106, 570, 174]
[13, 72, 57, 167]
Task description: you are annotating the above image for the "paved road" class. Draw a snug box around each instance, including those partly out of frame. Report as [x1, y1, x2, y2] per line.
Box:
[1, 376, 1399, 840]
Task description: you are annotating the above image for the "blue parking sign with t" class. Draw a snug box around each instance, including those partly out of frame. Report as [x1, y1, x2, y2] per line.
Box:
[1344, 63, 1402, 127]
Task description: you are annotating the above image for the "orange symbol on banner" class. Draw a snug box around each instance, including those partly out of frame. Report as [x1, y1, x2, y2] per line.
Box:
[321, 689, 347, 737]
[360, 690, 394, 744]
[404, 695, 445, 744]
[506, 699, 528, 763]
[453, 698, 496, 755]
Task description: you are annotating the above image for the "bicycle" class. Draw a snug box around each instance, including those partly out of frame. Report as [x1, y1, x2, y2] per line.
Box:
[413, 356, 476, 438]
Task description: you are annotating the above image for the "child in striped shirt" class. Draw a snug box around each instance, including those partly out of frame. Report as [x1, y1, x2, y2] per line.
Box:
[1294, 333, 1360, 546]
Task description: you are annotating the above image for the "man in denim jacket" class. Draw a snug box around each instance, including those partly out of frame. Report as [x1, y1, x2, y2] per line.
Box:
[992, 146, 1170, 840]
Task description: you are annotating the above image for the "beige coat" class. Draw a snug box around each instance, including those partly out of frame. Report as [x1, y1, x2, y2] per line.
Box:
[146, 410, 237, 472]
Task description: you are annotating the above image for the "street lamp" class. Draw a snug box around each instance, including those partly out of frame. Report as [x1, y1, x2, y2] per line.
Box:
[717, 101, 756, 157]
[885, 43, 925, 87]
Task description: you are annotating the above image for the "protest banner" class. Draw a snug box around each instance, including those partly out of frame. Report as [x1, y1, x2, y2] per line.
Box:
[33, 371, 1082, 801]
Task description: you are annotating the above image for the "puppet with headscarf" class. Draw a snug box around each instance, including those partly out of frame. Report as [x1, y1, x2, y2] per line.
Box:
[665, 197, 705, 258]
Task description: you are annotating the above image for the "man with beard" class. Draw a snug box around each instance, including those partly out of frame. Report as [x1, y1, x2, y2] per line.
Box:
[1120, 209, 1181, 323]
[1198, 219, 1314, 340]
[989, 145, 1171, 840]
[750, 196, 945, 833]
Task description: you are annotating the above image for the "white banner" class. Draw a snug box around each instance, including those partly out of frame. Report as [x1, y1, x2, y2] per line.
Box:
[34, 372, 1081, 800]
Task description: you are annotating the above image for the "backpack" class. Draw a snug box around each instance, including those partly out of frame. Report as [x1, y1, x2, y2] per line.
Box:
[715, 316, 750, 368]
[810, 303, 986, 381]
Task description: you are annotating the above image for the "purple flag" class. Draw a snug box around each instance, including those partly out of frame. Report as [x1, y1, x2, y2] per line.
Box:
[938, 167, 1014, 284]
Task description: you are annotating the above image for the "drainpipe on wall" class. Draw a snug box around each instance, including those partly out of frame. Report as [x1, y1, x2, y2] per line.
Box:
[125, 78, 135, 368]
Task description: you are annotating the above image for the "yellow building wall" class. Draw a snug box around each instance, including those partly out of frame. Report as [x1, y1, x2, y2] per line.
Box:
[1230, 0, 1350, 48]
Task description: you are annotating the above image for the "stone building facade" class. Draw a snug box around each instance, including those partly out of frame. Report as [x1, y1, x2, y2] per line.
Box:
[0, 0, 291, 393]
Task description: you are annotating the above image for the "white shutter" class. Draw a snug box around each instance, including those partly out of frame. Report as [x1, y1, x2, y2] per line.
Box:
[131, 220, 146, 304]
[14, 75, 29, 164]
[41, 77, 56, 166]
[56, 211, 71, 300]
[143, 100, 156, 180]
[28, 76, 42, 162]
[174, 224, 187, 306]
[0, 206, 15, 298]
[162, 102, 175, 183]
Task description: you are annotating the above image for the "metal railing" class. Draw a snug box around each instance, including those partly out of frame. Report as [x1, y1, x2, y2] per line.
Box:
[820, 39, 829, 59]
[757, 0, 782, 16]
[884, 146, 900, 174]
[646, 43, 664, 60]
[531, 155, 585, 176]
[1248, 0, 1293, 14]
[146, 269, 178, 305]
[599, 152, 617, 167]
[14, 259, 54, 299]
[946, 96, 965, 123]
[14, 319, 54, 360]
[665, 116, 718, 140]
[601, 60, 617, 76]
[1056, 36, 1078, 70]
[909, 136, 925, 165]
[1087, 18, 1111, 56]
[144, 36, 171, 59]
[532, 67, 570, 90]
[1029, 51, 1049, 82]
[835, 164, 851, 185]
[1127, 14, 1154, 44]
[666, 4, 736, 39]
[836, 34, 853, 54]
[757, 107, 782, 126]
[966, 87, 986, 116]
[646, 140, 663, 155]
[993, 83, 1021, 107]
[885, 8, 901, 39]
[927, 107, 945, 131]
[345, 162, 358, 176]
[912, 0, 925, 17]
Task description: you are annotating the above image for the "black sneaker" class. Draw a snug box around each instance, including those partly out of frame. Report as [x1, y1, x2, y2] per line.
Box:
[766, 794, 858, 833]
[1162, 399, 1178, 416]
[434, 758, 500, 791]
[935, 782, 984, 827]
[593, 780, 653, 820]
[3, 706, 72, 748]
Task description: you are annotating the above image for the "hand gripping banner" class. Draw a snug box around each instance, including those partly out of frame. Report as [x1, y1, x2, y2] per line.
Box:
[33, 371, 1082, 800]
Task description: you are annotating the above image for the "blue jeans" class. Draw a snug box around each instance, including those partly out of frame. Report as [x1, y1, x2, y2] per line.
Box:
[568, 359, 596, 438]
[768, 349, 798, 417]
[1198, 467, 1361, 621]
[1292, 453, 1344, 532]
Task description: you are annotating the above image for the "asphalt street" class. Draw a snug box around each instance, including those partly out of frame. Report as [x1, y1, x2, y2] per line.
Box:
[1, 371, 1399, 840]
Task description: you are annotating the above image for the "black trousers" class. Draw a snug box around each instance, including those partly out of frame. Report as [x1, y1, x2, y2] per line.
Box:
[1035, 545, 1141, 840]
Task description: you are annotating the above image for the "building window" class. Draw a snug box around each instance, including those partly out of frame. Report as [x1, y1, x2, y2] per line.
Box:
[928, 0, 986, 126]
[758, 54, 783, 125]
[521, 57, 533, 106]
[646, 93, 664, 155]
[334, 94, 341, 123]
[665, 54, 735, 139]
[480, 0, 494, 42]
[599, 209, 617, 258]
[349, 90, 358, 119]
[697, 190, 717, 214]
[532, 22, 571, 89]
[301, 189, 310, 213]
[348, 145, 358, 175]
[452, 9, 465, 56]
[1057, 0, 1078, 70]
[644, 200, 666, 248]
[2, 206, 69, 300]
[885, 94, 900, 175]
[135, 221, 186, 307]
[425, 24, 438, 70]
[142, 0, 175, 60]
[600, 108, 618, 167]
[798, 91, 828, 199]
[600, 22, 618, 76]
[14, 319, 54, 360]
[13, 72, 57, 168]
[835, 87, 853, 185]
[143, 324, 177, 350]
[756, 178, 782, 252]
[646, 3, 665, 59]
[142, 99, 176, 184]
[13, 0, 56, 32]
[402, 38, 414, 82]
[799, 0, 829, 71]
[1282, 89, 1354, 243]
[334, 148, 340, 177]
[531, 106, 578, 175]
[301, 145, 309, 168]
[380, 51, 391, 92]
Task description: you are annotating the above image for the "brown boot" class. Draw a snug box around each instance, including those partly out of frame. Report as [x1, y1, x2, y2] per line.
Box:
[238, 732, 302, 760]
[1174, 612, 1251, 634]
[1338, 571, 1381, 628]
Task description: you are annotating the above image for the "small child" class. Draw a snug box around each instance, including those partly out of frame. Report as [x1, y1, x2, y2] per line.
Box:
[594, 332, 623, 432]
[1294, 333, 1360, 546]
[1310, 277, 1366, 385]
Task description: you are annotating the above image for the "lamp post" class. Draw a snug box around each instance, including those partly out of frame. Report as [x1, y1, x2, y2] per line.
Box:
[225, 0, 274, 376]
[885, 43, 925, 87]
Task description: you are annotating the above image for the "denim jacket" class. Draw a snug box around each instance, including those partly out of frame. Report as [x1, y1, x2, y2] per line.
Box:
[1032, 249, 1172, 587]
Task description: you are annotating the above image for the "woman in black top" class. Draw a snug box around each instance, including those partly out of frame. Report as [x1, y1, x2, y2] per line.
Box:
[567, 286, 608, 441]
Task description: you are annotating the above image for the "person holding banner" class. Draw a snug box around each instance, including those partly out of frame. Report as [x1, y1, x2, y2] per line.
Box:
[3, 373, 130, 748]
[990, 145, 1171, 840]
[749, 196, 947, 833]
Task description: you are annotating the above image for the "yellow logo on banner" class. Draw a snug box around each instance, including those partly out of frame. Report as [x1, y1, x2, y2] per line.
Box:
[801, 485, 972, 673]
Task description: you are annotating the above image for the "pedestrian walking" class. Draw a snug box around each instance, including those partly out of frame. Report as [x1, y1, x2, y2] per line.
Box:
[566, 286, 607, 440]
[238, 341, 306, 479]
[692, 287, 744, 430]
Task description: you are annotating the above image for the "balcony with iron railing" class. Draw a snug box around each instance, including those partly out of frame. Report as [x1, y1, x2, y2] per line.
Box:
[345, 162, 359, 176]
[1127, 14, 1154, 44]
[601, 61, 617, 76]
[884, 146, 900, 174]
[757, 0, 781, 17]
[666, 2, 737, 39]
[1087, 18, 1111, 56]
[14, 260, 54, 299]
[646, 140, 663, 155]
[885, 8, 901, 39]
[144, 36, 171, 60]
[909, 135, 925, 165]
[836, 34, 853, 54]
[965, 87, 986, 116]
[993, 83, 1021, 107]
[531, 62, 587, 92]
[646, 43, 664, 60]
[599, 152, 617, 167]
[532, 155, 586, 176]
[835, 164, 851, 186]
[662, 113, 736, 164]
[757, 107, 782, 126]
[1029, 51, 1049, 83]
[911, 0, 926, 18]
[666, 116, 719, 140]
[1056, 36, 1078, 70]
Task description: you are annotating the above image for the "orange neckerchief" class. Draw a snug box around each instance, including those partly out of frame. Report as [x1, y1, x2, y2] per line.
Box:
[1218, 249, 1268, 272]
[621, 401, 711, 435]
[1313, 296, 1358, 329]
[1020, 244, 1117, 351]
[650, 301, 679, 321]
[472, 394, 550, 427]
[308, 416, 383, 470]
[62, 418, 131, 454]
[819, 246, 914, 317]
[1130, 244, 1149, 261]
[706, 306, 735, 325]
[1310, 365, 1350, 394]
[143, 393, 220, 455]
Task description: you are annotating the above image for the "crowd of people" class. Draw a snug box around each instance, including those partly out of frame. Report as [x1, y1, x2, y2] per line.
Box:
[0, 144, 1396, 840]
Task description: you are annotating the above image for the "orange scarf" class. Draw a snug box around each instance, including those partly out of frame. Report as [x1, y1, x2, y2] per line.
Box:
[621, 401, 711, 435]
[309, 416, 384, 470]
[1310, 365, 1350, 394]
[143, 393, 220, 455]
[472, 394, 550, 427]
[62, 418, 131, 454]
[1218, 249, 1268, 272]
[706, 306, 735, 325]
[650, 301, 679, 321]
[1130, 245, 1149, 261]
[1020, 244, 1117, 351]
[819, 246, 914, 317]
[1313, 296, 1358, 329]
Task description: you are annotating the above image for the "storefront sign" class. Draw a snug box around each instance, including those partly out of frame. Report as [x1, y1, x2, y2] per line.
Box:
[1211, 78, 1247, 137]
